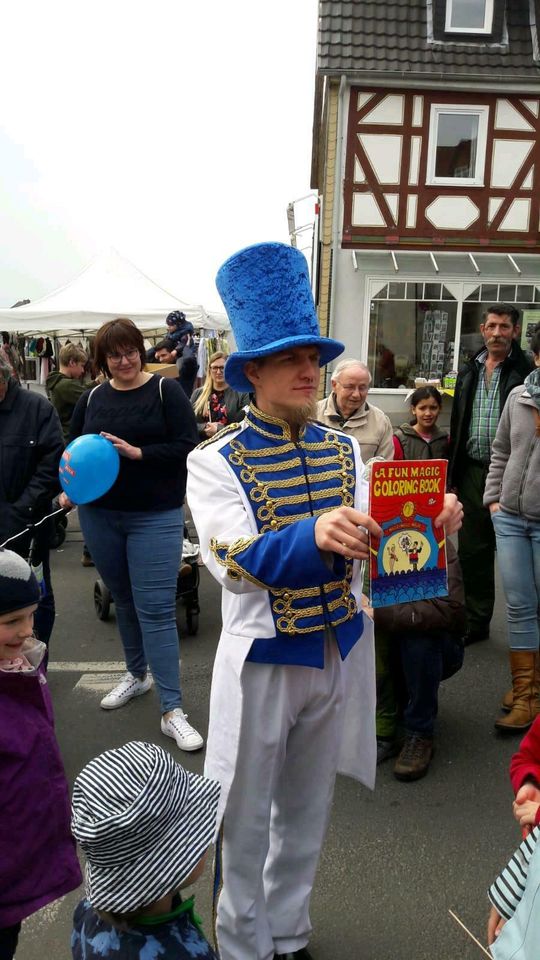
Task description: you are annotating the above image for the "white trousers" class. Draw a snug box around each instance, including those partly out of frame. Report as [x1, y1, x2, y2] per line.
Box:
[216, 637, 349, 960]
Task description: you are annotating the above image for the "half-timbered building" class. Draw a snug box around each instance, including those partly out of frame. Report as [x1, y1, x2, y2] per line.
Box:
[311, 0, 540, 418]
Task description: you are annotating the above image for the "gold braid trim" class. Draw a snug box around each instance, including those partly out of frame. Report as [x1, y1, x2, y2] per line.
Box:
[238, 459, 303, 476]
[246, 404, 298, 441]
[256, 486, 352, 523]
[228, 441, 355, 529]
[259, 504, 347, 533]
[229, 438, 296, 458]
[271, 567, 352, 603]
[211, 534, 358, 634]
[197, 422, 241, 450]
[209, 536, 271, 589]
[304, 453, 352, 466]
[247, 468, 352, 493]
[276, 602, 358, 634]
[248, 418, 294, 441]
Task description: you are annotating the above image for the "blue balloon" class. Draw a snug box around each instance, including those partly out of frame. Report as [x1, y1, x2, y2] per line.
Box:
[59, 434, 120, 505]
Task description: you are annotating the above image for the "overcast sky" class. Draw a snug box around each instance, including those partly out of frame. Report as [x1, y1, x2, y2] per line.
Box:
[0, 0, 319, 312]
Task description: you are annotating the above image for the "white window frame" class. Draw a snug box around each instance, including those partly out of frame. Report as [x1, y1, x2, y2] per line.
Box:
[445, 0, 494, 34]
[426, 104, 489, 187]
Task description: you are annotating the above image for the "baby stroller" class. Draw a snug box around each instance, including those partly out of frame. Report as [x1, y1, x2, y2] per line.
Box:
[93, 530, 201, 636]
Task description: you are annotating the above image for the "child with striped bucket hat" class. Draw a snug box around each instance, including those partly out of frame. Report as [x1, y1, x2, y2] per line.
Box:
[71, 740, 220, 959]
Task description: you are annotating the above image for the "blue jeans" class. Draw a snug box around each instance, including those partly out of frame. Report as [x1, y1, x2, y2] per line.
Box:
[492, 509, 540, 652]
[376, 628, 464, 738]
[400, 630, 464, 737]
[78, 505, 183, 713]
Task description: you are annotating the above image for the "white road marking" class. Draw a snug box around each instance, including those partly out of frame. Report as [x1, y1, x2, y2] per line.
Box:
[75, 672, 127, 693]
[48, 660, 126, 672]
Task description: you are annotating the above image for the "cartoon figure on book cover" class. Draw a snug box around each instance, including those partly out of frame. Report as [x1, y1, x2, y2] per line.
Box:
[369, 460, 448, 608]
[405, 540, 422, 572]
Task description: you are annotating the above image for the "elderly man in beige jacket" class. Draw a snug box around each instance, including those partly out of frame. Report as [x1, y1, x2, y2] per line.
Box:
[317, 359, 394, 462]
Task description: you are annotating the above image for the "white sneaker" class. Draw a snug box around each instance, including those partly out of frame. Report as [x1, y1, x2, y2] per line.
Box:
[100, 672, 153, 710]
[161, 708, 204, 752]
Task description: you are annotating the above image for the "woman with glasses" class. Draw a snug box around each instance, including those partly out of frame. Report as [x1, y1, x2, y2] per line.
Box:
[60, 318, 203, 751]
[191, 351, 250, 440]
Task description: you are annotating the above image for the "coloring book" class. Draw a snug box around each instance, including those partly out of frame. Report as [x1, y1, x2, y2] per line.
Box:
[369, 459, 448, 608]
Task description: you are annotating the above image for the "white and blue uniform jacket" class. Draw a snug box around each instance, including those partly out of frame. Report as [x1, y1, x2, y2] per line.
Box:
[187, 404, 369, 668]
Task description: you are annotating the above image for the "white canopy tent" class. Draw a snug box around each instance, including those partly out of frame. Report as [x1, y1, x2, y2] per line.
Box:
[0, 250, 229, 334]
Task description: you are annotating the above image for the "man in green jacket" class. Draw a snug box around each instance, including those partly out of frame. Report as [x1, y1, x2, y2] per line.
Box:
[46, 344, 89, 442]
[46, 343, 94, 566]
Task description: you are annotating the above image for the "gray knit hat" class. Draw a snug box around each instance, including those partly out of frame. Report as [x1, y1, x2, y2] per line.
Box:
[0, 548, 40, 616]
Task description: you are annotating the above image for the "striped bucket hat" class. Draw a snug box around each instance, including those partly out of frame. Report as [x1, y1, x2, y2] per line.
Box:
[71, 741, 220, 913]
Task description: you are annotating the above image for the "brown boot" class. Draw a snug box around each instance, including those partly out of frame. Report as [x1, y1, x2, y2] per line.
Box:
[393, 734, 434, 781]
[500, 652, 540, 713]
[495, 651, 540, 731]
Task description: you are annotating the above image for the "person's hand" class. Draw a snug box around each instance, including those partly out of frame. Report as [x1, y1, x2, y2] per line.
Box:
[434, 492, 463, 535]
[100, 432, 142, 460]
[513, 784, 540, 835]
[489, 502, 501, 515]
[204, 423, 219, 437]
[361, 594, 374, 619]
[515, 783, 540, 808]
[58, 492, 74, 511]
[315, 507, 383, 560]
[513, 798, 540, 832]
[487, 905, 506, 945]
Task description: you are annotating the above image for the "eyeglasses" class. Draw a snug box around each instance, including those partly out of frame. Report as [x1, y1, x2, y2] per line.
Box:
[210, 365, 226, 372]
[106, 348, 140, 364]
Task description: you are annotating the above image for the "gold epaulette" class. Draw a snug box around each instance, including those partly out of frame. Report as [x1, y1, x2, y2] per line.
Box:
[197, 422, 241, 450]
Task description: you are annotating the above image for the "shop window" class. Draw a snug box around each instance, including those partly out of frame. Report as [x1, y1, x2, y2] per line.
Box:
[445, 0, 494, 33]
[480, 283, 498, 302]
[517, 285, 534, 303]
[427, 106, 488, 186]
[499, 285, 517, 302]
[368, 295, 457, 388]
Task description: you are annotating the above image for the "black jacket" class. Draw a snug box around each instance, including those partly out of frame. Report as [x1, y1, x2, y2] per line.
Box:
[448, 342, 533, 488]
[374, 542, 466, 638]
[0, 379, 64, 555]
[191, 385, 251, 440]
[394, 422, 449, 461]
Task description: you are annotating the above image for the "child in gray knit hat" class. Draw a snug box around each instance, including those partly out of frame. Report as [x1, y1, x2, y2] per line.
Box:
[0, 548, 81, 960]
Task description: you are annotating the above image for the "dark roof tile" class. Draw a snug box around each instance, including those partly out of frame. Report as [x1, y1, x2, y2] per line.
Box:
[318, 0, 540, 79]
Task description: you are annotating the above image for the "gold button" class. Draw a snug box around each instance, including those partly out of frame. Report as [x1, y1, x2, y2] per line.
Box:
[271, 519, 278, 528]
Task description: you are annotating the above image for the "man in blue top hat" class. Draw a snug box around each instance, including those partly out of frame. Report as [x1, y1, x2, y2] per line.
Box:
[187, 243, 463, 960]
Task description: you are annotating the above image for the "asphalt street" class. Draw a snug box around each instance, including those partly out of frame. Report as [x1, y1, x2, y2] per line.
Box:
[19, 514, 521, 960]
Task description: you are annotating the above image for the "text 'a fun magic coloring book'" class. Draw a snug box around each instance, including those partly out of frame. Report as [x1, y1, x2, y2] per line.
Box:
[368, 459, 448, 608]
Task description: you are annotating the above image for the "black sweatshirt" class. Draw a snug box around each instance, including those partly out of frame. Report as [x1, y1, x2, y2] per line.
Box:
[69, 375, 199, 511]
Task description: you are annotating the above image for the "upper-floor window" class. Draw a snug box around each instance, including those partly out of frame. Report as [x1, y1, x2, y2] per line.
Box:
[445, 0, 494, 34]
[427, 105, 489, 186]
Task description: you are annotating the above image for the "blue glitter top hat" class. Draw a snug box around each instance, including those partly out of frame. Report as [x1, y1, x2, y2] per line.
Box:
[216, 242, 344, 392]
